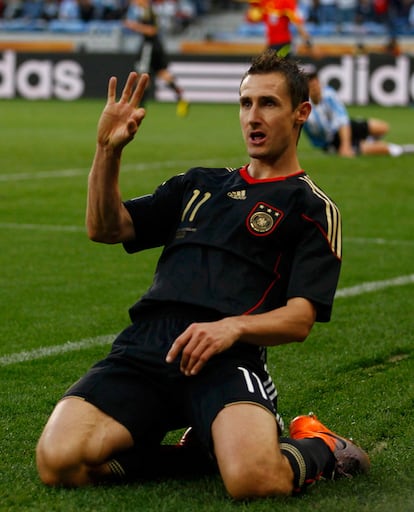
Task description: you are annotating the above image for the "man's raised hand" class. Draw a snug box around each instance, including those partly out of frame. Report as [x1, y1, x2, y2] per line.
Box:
[97, 72, 150, 150]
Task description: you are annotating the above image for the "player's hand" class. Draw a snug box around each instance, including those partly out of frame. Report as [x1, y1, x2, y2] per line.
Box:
[143, 25, 158, 37]
[338, 143, 355, 158]
[166, 318, 240, 376]
[97, 72, 149, 151]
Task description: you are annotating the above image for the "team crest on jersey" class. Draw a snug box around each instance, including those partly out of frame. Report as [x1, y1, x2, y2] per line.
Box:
[247, 202, 283, 235]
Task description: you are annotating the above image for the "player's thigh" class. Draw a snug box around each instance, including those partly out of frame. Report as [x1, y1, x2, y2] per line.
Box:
[189, 353, 284, 449]
[212, 403, 292, 498]
[212, 402, 281, 475]
[367, 117, 389, 137]
[37, 397, 133, 466]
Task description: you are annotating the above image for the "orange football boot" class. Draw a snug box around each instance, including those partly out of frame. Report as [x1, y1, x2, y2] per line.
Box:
[290, 413, 370, 479]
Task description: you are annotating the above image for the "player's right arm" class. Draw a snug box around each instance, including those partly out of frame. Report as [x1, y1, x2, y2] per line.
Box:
[337, 124, 354, 157]
[326, 89, 354, 157]
[86, 72, 149, 244]
[123, 19, 158, 37]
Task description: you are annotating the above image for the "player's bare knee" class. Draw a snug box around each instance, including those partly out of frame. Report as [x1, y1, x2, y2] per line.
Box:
[36, 441, 63, 486]
[222, 461, 293, 500]
[36, 436, 82, 487]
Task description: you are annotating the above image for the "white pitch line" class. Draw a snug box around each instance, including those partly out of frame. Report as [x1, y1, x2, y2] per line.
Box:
[0, 222, 85, 232]
[1, 274, 413, 367]
[335, 273, 414, 298]
[0, 334, 115, 367]
[0, 158, 234, 182]
[345, 237, 414, 247]
[1, 222, 413, 249]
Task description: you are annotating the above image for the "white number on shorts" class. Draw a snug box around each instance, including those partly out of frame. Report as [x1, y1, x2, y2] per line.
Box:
[237, 366, 268, 400]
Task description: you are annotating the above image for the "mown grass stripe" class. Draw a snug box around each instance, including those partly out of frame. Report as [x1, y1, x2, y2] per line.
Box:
[1, 222, 413, 249]
[1, 274, 413, 367]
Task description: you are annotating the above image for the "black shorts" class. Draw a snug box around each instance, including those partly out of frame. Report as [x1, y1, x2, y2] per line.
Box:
[268, 42, 293, 57]
[138, 37, 169, 74]
[63, 304, 283, 451]
[329, 119, 369, 154]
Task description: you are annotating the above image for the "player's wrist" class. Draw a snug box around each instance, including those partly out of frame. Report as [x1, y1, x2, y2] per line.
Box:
[96, 141, 123, 159]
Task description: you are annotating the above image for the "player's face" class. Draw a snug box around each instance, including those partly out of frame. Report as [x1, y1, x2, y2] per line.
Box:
[239, 72, 304, 162]
[308, 76, 322, 104]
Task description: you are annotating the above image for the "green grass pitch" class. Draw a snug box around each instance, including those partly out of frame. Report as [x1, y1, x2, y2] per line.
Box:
[0, 98, 413, 511]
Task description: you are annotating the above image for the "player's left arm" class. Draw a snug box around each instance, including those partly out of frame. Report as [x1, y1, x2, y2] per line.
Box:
[167, 185, 342, 377]
[285, 7, 312, 46]
[166, 297, 316, 376]
[290, 15, 312, 45]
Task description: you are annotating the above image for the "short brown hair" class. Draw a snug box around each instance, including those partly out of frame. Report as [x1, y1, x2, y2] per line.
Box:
[240, 50, 309, 108]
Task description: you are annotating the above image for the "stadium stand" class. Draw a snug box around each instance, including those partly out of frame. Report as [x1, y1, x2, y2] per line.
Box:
[1, 0, 414, 55]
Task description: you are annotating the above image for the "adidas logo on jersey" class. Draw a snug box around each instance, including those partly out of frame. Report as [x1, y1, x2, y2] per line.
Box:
[227, 190, 247, 200]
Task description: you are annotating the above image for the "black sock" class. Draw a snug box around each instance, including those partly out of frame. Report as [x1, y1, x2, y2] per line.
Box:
[166, 80, 182, 100]
[107, 444, 217, 483]
[280, 437, 336, 494]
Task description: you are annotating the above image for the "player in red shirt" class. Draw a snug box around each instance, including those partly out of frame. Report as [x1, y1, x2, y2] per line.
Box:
[259, 0, 313, 56]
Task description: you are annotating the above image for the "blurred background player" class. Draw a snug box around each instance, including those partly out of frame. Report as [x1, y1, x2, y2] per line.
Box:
[303, 66, 414, 157]
[124, 0, 189, 116]
[246, 0, 313, 57]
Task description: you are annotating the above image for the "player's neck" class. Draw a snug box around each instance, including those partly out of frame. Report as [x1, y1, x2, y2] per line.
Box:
[248, 157, 302, 180]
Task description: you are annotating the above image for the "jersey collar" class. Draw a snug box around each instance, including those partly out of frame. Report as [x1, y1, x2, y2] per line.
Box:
[240, 165, 305, 184]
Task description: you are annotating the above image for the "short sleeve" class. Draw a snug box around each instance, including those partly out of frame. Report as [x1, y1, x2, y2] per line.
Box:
[123, 173, 185, 253]
[287, 187, 342, 322]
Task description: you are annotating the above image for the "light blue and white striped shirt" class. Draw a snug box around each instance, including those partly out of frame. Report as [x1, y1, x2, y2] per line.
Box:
[303, 86, 350, 149]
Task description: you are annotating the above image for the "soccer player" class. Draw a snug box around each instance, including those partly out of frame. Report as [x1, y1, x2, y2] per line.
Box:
[303, 66, 414, 157]
[123, 0, 189, 117]
[257, 0, 313, 57]
[36, 51, 369, 499]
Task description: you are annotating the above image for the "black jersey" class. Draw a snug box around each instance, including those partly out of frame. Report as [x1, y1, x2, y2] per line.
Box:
[123, 166, 341, 322]
[135, 2, 157, 32]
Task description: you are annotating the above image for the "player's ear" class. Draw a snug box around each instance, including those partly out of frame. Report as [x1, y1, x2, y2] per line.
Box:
[295, 101, 311, 125]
